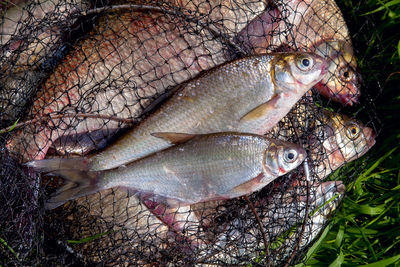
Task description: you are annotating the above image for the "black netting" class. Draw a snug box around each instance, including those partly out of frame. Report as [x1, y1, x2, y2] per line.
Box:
[0, 0, 382, 265]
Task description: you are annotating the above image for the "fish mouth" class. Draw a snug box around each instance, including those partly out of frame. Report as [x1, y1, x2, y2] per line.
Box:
[314, 82, 360, 106]
[320, 60, 329, 77]
[336, 91, 360, 106]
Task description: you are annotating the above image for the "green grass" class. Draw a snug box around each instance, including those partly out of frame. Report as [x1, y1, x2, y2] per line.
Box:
[300, 0, 400, 266]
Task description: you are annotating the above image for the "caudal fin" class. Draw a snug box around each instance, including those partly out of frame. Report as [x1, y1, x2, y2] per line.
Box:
[45, 169, 101, 210]
[25, 157, 89, 172]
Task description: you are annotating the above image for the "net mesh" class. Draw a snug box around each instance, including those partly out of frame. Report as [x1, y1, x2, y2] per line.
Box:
[0, 0, 382, 265]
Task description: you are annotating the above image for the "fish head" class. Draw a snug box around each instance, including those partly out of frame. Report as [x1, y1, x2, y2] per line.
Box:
[314, 40, 362, 106]
[273, 52, 328, 94]
[263, 141, 307, 177]
[320, 111, 376, 171]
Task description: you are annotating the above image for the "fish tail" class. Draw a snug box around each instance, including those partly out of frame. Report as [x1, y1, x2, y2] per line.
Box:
[45, 169, 102, 210]
[26, 157, 90, 172]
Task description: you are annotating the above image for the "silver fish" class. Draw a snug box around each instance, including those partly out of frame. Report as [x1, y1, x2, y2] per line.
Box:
[36, 132, 306, 209]
[27, 52, 326, 172]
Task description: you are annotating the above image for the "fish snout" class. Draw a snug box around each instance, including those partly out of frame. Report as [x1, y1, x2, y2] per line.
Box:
[337, 91, 359, 106]
[317, 55, 329, 78]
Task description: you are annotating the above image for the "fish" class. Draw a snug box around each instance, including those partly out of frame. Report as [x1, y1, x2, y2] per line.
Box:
[190, 105, 375, 258]
[0, 0, 88, 73]
[313, 110, 376, 178]
[26, 52, 326, 172]
[5, 9, 229, 162]
[266, 102, 376, 179]
[197, 179, 345, 265]
[111, 0, 268, 40]
[0, 0, 90, 122]
[269, 180, 345, 265]
[235, 0, 361, 105]
[36, 132, 306, 209]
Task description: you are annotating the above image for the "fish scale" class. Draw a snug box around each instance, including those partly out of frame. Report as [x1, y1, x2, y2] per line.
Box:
[7, 10, 229, 161]
[86, 52, 326, 171]
[43, 132, 306, 209]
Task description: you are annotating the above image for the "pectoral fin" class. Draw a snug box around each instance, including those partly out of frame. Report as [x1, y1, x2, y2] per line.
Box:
[151, 132, 197, 145]
[229, 173, 265, 197]
[240, 94, 281, 122]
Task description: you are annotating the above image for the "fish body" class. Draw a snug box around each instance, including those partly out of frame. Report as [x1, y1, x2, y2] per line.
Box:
[236, 0, 361, 105]
[271, 180, 345, 265]
[61, 52, 324, 171]
[38, 132, 306, 209]
[6, 9, 229, 162]
[199, 180, 345, 265]
[192, 106, 375, 259]
[113, 0, 268, 39]
[0, 0, 89, 122]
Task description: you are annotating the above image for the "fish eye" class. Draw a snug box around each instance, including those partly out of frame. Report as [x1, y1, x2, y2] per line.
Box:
[339, 67, 354, 82]
[296, 55, 314, 72]
[345, 123, 360, 140]
[284, 148, 298, 163]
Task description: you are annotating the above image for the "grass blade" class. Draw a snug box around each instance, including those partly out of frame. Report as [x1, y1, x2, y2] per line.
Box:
[361, 0, 400, 15]
[359, 254, 400, 267]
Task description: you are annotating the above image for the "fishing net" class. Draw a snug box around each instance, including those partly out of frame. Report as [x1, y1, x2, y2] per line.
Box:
[0, 0, 383, 265]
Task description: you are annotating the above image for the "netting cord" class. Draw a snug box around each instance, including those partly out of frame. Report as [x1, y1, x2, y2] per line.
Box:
[284, 159, 311, 267]
[244, 195, 271, 266]
[282, 113, 312, 266]
[0, 113, 136, 134]
[79, 4, 246, 56]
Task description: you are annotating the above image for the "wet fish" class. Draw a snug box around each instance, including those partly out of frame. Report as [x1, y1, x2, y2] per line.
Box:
[190, 106, 375, 256]
[236, 0, 361, 105]
[6, 9, 229, 162]
[112, 0, 268, 40]
[197, 180, 345, 265]
[314, 110, 375, 178]
[27, 52, 326, 171]
[268, 181, 346, 264]
[0, 0, 89, 122]
[267, 105, 376, 179]
[35, 132, 306, 209]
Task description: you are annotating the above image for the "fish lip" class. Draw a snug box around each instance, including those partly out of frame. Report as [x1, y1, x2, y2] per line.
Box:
[314, 82, 360, 106]
[320, 59, 329, 77]
[337, 91, 360, 106]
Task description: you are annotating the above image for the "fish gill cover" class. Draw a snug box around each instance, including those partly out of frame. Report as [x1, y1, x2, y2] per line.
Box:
[0, 0, 383, 265]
